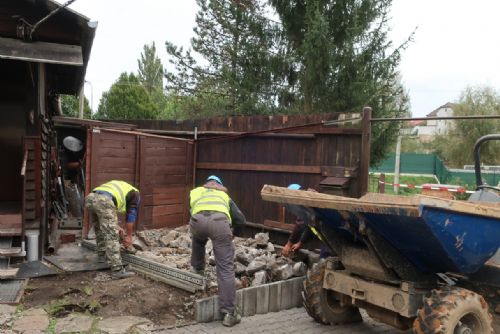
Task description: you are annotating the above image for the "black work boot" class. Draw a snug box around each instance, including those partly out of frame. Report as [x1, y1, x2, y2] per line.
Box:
[111, 266, 135, 279]
[222, 311, 241, 327]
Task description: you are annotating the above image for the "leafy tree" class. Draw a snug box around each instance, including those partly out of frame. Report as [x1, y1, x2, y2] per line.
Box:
[138, 42, 164, 93]
[60, 95, 92, 119]
[165, 0, 281, 117]
[433, 86, 500, 168]
[96, 72, 160, 120]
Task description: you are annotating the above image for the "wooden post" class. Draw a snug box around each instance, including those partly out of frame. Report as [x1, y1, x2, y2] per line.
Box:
[394, 135, 402, 194]
[379, 173, 385, 193]
[359, 107, 372, 196]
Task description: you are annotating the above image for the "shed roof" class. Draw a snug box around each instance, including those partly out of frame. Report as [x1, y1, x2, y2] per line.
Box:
[0, 0, 97, 94]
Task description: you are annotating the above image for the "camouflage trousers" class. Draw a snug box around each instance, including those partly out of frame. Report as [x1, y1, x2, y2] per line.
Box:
[85, 192, 123, 270]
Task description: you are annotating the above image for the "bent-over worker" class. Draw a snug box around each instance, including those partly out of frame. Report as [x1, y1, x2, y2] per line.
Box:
[189, 175, 246, 327]
[85, 180, 139, 279]
[282, 184, 330, 258]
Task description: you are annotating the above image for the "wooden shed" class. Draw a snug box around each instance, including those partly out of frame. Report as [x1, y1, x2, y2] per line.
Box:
[0, 0, 96, 269]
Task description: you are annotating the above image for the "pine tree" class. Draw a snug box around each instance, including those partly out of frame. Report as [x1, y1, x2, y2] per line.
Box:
[138, 42, 164, 93]
[165, 0, 280, 117]
[270, 0, 412, 164]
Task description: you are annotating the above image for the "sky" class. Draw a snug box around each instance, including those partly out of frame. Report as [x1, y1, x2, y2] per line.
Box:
[70, 0, 500, 117]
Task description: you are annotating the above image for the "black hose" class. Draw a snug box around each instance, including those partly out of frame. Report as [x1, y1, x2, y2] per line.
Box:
[473, 134, 500, 188]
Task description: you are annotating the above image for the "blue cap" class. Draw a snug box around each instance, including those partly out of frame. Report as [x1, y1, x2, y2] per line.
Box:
[288, 184, 302, 190]
[207, 175, 223, 186]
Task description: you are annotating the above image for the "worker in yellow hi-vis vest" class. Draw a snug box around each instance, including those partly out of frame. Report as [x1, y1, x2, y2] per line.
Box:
[85, 180, 139, 279]
[189, 175, 246, 327]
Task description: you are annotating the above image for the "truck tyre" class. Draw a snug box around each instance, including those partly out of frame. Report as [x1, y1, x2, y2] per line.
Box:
[413, 286, 493, 334]
[302, 261, 362, 325]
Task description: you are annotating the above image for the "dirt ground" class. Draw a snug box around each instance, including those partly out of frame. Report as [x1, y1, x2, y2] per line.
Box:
[21, 270, 202, 326]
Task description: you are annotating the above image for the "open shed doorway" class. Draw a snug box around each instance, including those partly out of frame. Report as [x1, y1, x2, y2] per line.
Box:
[0, 60, 33, 237]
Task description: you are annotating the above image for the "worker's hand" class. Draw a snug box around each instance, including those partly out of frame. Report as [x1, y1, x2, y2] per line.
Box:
[282, 242, 293, 257]
[117, 226, 125, 239]
[291, 241, 302, 252]
[123, 234, 132, 248]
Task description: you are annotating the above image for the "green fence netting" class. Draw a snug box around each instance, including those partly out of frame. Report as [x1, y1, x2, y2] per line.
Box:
[371, 153, 499, 188]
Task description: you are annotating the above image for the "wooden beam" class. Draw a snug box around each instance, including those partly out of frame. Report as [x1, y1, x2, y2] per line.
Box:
[196, 162, 322, 174]
[264, 219, 295, 232]
[0, 36, 83, 65]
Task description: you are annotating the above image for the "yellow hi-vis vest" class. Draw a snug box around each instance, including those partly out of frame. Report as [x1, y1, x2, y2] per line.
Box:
[190, 186, 231, 220]
[93, 180, 138, 213]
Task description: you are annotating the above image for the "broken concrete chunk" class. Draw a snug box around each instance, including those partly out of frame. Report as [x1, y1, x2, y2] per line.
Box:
[254, 233, 270, 248]
[234, 262, 246, 276]
[169, 234, 191, 249]
[272, 264, 293, 281]
[132, 237, 148, 251]
[292, 262, 307, 277]
[251, 270, 267, 287]
[159, 230, 180, 247]
[136, 231, 152, 247]
[243, 238, 257, 247]
[246, 259, 267, 275]
[235, 249, 252, 265]
[266, 242, 275, 253]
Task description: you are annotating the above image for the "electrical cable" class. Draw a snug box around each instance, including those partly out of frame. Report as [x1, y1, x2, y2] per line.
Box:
[30, 0, 79, 39]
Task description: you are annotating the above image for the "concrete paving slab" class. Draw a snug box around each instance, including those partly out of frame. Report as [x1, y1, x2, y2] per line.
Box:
[97, 316, 152, 334]
[12, 310, 49, 333]
[54, 313, 94, 333]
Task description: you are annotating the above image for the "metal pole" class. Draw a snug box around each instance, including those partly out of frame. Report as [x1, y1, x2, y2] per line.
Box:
[394, 135, 402, 194]
[85, 80, 93, 115]
[78, 87, 84, 119]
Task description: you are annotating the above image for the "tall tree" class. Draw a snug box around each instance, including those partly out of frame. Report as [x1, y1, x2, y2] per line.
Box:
[270, 0, 412, 164]
[165, 0, 280, 117]
[96, 72, 160, 120]
[434, 86, 500, 168]
[138, 42, 164, 93]
[60, 95, 92, 119]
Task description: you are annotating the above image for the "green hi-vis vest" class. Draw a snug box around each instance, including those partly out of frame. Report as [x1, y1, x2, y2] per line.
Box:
[93, 180, 138, 213]
[190, 186, 231, 220]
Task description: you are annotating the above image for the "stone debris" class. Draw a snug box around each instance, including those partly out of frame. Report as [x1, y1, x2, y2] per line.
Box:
[0, 305, 16, 327]
[254, 232, 270, 247]
[135, 227, 309, 291]
[251, 270, 268, 286]
[293, 262, 307, 277]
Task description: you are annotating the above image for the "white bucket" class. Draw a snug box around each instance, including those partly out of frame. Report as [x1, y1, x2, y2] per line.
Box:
[25, 229, 40, 262]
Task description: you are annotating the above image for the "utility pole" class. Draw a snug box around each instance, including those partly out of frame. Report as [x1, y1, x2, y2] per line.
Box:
[78, 86, 84, 119]
[394, 135, 402, 194]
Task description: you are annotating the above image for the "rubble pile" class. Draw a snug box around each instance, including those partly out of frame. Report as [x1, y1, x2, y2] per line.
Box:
[135, 227, 308, 290]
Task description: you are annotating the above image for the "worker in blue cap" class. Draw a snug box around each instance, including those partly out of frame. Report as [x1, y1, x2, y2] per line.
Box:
[189, 175, 246, 327]
[282, 184, 328, 258]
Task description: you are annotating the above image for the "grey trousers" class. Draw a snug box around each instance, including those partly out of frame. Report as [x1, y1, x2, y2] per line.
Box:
[190, 212, 235, 314]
